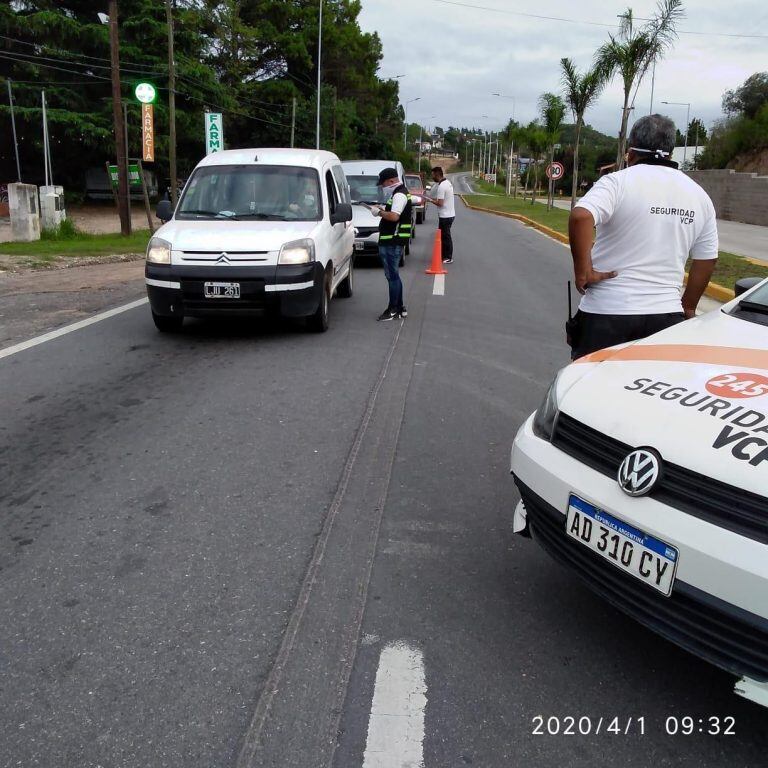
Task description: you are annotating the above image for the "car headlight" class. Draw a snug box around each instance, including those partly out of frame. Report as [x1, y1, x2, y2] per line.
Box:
[532, 371, 562, 441]
[412, 195, 422, 204]
[279, 238, 315, 265]
[146, 236, 171, 264]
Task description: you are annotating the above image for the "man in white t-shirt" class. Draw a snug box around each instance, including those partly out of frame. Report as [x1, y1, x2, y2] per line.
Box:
[424, 167, 456, 263]
[568, 114, 718, 359]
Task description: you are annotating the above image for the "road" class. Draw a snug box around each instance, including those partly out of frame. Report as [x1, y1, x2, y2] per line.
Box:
[1, 178, 766, 767]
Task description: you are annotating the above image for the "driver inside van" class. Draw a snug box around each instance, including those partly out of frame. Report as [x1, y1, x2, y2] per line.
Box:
[288, 177, 318, 219]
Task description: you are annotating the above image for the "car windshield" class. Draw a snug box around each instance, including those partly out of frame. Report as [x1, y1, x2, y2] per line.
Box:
[404, 176, 422, 191]
[346, 175, 386, 205]
[730, 281, 768, 327]
[177, 164, 321, 221]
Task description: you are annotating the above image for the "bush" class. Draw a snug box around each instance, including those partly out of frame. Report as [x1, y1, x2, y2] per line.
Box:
[41, 218, 80, 241]
[698, 103, 768, 169]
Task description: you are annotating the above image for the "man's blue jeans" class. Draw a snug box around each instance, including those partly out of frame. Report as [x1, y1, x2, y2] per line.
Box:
[378, 244, 404, 311]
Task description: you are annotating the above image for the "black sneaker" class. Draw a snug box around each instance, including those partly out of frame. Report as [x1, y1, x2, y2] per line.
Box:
[398, 307, 408, 318]
[442, 258, 453, 264]
[377, 309, 397, 321]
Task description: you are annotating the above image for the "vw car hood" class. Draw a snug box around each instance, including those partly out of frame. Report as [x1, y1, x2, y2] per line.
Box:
[558, 308, 768, 497]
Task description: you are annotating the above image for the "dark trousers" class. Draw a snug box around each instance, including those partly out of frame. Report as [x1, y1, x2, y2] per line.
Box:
[438, 216, 454, 260]
[378, 244, 404, 311]
[569, 310, 685, 360]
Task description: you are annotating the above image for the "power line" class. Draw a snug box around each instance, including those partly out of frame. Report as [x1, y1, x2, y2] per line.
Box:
[1, 35, 292, 116]
[420, 0, 768, 39]
[0, 33, 162, 70]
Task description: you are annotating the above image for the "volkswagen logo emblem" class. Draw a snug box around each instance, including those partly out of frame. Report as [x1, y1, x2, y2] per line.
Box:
[618, 448, 662, 497]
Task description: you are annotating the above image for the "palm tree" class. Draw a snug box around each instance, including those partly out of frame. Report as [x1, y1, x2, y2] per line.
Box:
[539, 92, 566, 210]
[525, 125, 549, 206]
[595, 1, 684, 169]
[561, 58, 607, 208]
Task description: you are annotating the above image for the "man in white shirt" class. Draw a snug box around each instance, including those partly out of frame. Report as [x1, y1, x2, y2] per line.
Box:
[568, 114, 718, 359]
[424, 167, 456, 263]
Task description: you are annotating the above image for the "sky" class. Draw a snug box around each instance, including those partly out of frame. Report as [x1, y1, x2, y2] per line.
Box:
[357, 0, 768, 139]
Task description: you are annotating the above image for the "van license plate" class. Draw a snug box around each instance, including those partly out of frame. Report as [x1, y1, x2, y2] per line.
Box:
[565, 495, 678, 596]
[204, 282, 240, 298]
[354, 241, 365, 251]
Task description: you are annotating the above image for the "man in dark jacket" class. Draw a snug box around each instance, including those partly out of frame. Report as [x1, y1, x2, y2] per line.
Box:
[371, 168, 412, 320]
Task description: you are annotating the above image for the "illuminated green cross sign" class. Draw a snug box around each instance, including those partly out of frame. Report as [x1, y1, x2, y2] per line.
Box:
[134, 82, 157, 104]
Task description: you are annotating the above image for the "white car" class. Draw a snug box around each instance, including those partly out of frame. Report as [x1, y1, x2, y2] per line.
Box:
[146, 148, 354, 333]
[341, 160, 412, 266]
[511, 279, 768, 708]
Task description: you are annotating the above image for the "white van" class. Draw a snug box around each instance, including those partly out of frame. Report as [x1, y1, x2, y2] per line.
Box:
[145, 148, 354, 333]
[341, 160, 414, 266]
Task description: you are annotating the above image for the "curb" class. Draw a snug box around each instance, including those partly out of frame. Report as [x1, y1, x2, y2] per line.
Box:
[460, 196, 569, 244]
[460, 194, 736, 303]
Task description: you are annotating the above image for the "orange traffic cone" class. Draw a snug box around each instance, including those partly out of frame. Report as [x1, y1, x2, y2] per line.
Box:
[425, 229, 447, 275]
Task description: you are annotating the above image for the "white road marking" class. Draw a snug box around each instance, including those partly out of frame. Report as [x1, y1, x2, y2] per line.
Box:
[0, 297, 149, 361]
[363, 641, 427, 768]
[432, 274, 445, 295]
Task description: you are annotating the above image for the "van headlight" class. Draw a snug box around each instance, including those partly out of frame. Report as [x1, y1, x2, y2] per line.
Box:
[279, 238, 315, 265]
[146, 236, 171, 264]
[532, 372, 562, 441]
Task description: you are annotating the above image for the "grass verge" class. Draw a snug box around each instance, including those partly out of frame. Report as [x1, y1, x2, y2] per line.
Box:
[0, 229, 151, 270]
[462, 178, 768, 291]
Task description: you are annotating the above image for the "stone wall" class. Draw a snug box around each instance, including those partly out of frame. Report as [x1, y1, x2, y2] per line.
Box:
[685, 169, 768, 226]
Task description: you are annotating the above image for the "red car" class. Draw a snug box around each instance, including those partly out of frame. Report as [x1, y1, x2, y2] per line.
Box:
[405, 173, 427, 224]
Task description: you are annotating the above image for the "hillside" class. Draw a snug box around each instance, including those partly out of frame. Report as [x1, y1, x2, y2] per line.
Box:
[728, 148, 768, 175]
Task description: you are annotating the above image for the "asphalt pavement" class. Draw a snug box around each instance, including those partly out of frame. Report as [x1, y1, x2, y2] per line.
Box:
[1, 184, 766, 767]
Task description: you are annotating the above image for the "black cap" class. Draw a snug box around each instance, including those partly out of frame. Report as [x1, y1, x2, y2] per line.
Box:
[377, 167, 399, 185]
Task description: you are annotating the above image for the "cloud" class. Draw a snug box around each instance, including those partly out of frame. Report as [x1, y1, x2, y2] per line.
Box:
[359, 0, 768, 137]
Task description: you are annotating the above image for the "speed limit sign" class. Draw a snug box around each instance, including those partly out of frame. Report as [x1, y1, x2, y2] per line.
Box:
[546, 162, 564, 181]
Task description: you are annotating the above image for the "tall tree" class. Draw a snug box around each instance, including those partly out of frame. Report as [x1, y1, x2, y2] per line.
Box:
[560, 58, 606, 208]
[722, 72, 768, 119]
[595, 1, 684, 169]
[538, 92, 565, 210]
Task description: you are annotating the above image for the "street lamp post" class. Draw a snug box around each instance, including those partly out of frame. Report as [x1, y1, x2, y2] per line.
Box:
[661, 100, 691, 166]
[403, 97, 421, 151]
[492, 92, 516, 123]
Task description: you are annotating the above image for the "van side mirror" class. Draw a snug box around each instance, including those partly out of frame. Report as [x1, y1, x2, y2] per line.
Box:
[331, 202, 353, 224]
[156, 199, 173, 222]
[735, 276, 763, 297]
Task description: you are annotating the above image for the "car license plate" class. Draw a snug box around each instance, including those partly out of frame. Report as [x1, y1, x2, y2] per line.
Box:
[354, 241, 365, 251]
[565, 495, 678, 596]
[204, 281, 240, 298]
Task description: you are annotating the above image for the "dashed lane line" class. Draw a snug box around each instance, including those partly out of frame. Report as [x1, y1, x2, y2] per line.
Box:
[432, 274, 445, 295]
[0, 297, 149, 361]
[363, 641, 427, 768]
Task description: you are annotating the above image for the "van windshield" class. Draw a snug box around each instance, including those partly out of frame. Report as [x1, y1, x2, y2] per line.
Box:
[177, 165, 322, 221]
[346, 175, 386, 205]
[730, 281, 768, 328]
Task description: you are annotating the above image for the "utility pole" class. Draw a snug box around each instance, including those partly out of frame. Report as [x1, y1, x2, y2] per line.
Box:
[7, 79, 21, 181]
[166, 0, 178, 206]
[316, 0, 322, 149]
[109, 0, 131, 236]
[290, 96, 296, 147]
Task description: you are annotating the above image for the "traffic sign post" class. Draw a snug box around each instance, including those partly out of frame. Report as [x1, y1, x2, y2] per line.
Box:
[205, 112, 224, 154]
[141, 103, 154, 163]
[546, 162, 564, 181]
